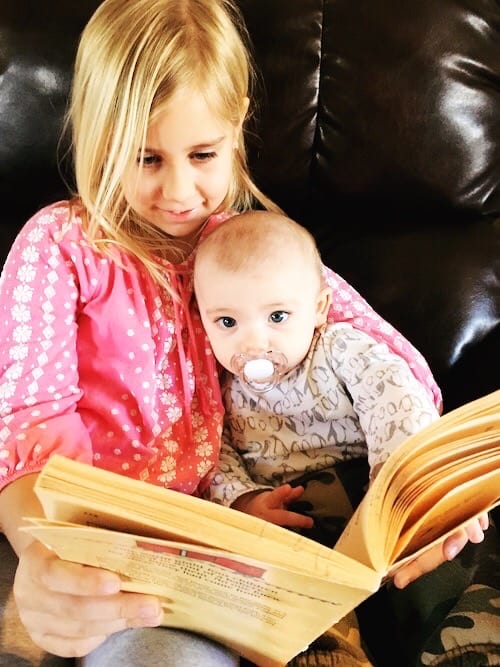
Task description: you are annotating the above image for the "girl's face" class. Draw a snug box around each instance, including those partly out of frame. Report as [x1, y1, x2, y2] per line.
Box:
[122, 88, 241, 247]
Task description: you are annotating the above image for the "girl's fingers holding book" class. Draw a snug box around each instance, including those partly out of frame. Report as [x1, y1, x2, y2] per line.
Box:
[477, 512, 490, 531]
[14, 540, 163, 656]
[19, 598, 160, 640]
[391, 540, 450, 589]
[26, 630, 111, 658]
[23, 597, 161, 659]
[18, 540, 122, 596]
[443, 516, 486, 559]
[393, 515, 488, 589]
[463, 516, 487, 543]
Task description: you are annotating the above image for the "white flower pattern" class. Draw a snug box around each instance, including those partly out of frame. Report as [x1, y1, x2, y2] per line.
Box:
[0, 202, 224, 494]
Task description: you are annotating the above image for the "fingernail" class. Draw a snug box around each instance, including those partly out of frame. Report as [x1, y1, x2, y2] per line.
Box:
[138, 604, 160, 619]
[101, 578, 121, 594]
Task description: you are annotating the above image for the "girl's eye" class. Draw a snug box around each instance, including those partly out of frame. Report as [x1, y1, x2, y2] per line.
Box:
[269, 311, 288, 324]
[192, 151, 217, 162]
[217, 316, 237, 329]
[137, 154, 160, 167]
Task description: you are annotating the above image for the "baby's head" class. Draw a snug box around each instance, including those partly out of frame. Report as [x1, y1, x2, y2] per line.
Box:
[194, 210, 331, 391]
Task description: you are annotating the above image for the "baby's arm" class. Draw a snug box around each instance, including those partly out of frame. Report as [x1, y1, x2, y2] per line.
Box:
[208, 413, 314, 527]
[0, 475, 163, 658]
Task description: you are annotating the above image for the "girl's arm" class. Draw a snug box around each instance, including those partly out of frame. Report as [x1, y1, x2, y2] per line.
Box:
[0, 474, 42, 554]
[322, 264, 442, 412]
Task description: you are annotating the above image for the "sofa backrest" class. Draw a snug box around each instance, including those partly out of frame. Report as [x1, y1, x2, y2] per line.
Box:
[1, 0, 499, 410]
[241, 0, 500, 223]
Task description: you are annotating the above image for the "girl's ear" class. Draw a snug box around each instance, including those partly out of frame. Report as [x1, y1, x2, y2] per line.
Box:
[315, 286, 331, 327]
[240, 96, 250, 124]
[238, 96, 250, 129]
[233, 97, 249, 148]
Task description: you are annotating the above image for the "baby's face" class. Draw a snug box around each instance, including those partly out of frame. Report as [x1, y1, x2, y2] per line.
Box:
[195, 255, 329, 377]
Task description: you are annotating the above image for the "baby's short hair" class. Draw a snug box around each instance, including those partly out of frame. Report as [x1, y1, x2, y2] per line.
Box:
[195, 210, 324, 281]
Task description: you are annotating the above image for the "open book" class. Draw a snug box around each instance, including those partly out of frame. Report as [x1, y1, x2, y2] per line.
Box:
[24, 389, 500, 667]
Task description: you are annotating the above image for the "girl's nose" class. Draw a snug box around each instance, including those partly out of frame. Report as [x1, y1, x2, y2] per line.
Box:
[161, 165, 194, 204]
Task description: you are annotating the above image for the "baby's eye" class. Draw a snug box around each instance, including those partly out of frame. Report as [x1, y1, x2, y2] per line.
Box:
[191, 151, 217, 162]
[269, 311, 289, 324]
[217, 316, 237, 329]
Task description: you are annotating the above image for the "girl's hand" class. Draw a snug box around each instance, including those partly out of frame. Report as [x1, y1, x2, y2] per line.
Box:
[232, 484, 314, 529]
[14, 540, 163, 657]
[392, 513, 489, 589]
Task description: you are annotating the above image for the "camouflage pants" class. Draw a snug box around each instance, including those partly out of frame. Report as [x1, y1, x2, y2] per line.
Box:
[288, 612, 373, 667]
[287, 463, 500, 667]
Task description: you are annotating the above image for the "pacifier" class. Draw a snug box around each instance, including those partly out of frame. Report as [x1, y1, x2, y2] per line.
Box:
[230, 351, 288, 393]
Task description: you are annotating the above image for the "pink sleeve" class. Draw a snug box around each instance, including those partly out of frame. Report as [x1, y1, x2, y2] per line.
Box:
[0, 205, 93, 490]
[323, 265, 443, 413]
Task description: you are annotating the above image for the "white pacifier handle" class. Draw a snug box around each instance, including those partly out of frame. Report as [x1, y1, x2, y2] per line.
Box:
[231, 351, 288, 393]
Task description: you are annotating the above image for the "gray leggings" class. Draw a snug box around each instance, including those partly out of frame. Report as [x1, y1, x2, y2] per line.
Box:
[78, 627, 240, 667]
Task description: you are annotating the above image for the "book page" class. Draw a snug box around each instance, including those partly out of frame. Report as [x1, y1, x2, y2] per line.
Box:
[33, 455, 379, 590]
[335, 392, 500, 573]
[28, 389, 499, 662]
[392, 466, 500, 561]
[24, 520, 375, 667]
[380, 440, 500, 557]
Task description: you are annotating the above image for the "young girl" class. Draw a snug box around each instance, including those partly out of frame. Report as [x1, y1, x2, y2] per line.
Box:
[0, 0, 487, 665]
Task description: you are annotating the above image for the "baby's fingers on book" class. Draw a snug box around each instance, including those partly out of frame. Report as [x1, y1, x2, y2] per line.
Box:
[276, 510, 314, 529]
[266, 484, 303, 507]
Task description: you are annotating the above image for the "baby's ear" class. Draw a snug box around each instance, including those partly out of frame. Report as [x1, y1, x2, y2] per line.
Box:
[315, 286, 331, 326]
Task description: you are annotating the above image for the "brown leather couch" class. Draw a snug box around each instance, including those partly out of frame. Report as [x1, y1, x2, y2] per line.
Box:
[1, 1, 499, 665]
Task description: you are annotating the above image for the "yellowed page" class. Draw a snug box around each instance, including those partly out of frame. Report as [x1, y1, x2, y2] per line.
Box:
[392, 466, 500, 562]
[379, 442, 500, 554]
[385, 505, 498, 578]
[396, 449, 499, 524]
[335, 391, 500, 573]
[24, 520, 376, 667]
[33, 456, 379, 588]
[30, 389, 500, 634]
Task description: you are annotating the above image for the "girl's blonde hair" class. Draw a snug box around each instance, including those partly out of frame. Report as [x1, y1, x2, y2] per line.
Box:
[68, 0, 278, 285]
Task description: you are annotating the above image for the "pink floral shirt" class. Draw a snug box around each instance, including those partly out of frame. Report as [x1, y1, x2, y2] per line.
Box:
[0, 201, 441, 495]
[0, 202, 224, 495]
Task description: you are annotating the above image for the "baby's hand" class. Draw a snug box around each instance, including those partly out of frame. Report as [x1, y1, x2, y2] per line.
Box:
[232, 484, 314, 529]
[14, 540, 163, 657]
[392, 513, 489, 589]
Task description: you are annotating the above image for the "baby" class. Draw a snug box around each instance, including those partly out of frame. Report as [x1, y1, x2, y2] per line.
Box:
[194, 210, 440, 527]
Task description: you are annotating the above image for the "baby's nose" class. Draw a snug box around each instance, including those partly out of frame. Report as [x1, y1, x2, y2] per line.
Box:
[242, 330, 269, 354]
